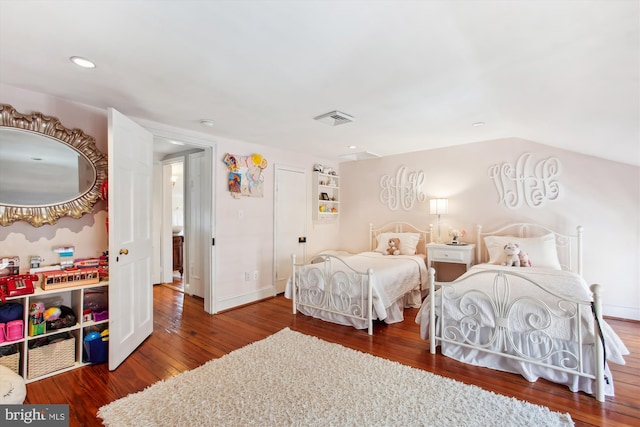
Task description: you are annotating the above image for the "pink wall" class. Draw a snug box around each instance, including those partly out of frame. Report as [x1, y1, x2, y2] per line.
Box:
[0, 85, 109, 266]
[3, 84, 637, 319]
[0, 84, 339, 312]
[339, 138, 640, 320]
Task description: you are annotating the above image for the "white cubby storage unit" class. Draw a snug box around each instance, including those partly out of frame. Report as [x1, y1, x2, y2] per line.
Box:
[0, 281, 109, 382]
[313, 171, 340, 221]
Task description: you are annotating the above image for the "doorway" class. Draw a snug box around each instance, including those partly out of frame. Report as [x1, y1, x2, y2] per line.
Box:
[153, 133, 215, 312]
[165, 160, 185, 292]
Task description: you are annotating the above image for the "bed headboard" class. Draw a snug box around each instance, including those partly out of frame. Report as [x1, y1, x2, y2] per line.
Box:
[369, 222, 432, 256]
[476, 223, 583, 275]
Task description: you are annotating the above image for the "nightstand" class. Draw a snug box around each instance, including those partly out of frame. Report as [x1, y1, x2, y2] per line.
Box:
[426, 243, 475, 280]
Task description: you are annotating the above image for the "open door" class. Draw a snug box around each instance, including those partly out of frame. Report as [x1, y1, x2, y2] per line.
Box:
[108, 108, 154, 370]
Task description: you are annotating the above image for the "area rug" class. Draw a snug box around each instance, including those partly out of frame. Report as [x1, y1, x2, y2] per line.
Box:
[98, 328, 573, 426]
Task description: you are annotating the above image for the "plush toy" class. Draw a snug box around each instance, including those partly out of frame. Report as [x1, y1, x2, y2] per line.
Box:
[43, 307, 61, 322]
[386, 238, 400, 255]
[518, 251, 532, 267]
[502, 242, 521, 267]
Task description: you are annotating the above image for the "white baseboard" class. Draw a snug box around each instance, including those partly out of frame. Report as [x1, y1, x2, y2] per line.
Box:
[603, 304, 640, 321]
[215, 286, 274, 313]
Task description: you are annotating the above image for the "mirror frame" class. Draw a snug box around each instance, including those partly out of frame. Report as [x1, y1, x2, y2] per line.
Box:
[0, 104, 108, 227]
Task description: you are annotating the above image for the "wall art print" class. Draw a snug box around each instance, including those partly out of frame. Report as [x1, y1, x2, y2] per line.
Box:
[223, 153, 268, 198]
[379, 165, 426, 211]
[488, 152, 561, 209]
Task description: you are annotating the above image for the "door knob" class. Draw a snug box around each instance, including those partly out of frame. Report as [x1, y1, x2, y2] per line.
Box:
[119, 248, 129, 255]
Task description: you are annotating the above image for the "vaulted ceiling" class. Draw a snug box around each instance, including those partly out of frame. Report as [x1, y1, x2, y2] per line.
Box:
[1, 1, 638, 165]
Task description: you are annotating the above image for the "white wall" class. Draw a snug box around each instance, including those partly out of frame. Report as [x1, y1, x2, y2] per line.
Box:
[339, 138, 640, 320]
[0, 84, 339, 312]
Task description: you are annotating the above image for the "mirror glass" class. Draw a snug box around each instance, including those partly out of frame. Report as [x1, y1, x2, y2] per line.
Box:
[0, 129, 96, 205]
[0, 104, 107, 227]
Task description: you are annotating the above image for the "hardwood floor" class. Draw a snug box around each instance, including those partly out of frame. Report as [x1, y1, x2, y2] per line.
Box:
[26, 285, 639, 426]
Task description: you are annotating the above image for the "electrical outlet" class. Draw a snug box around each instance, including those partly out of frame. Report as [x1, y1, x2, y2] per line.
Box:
[244, 272, 251, 281]
[253, 271, 259, 280]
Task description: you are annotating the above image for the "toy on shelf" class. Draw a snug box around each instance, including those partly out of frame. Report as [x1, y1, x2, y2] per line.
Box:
[53, 246, 75, 269]
[28, 303, 45, 336]
[41, 268, 99, 290]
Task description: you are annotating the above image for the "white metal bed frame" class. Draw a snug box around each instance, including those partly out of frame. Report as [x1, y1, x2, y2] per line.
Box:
[428, 224, 606, 401]
[291, 222, 431, 335]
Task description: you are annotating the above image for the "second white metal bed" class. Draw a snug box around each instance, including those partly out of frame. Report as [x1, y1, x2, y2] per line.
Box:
[416, 223, 629, 402]
[287, 222, 431, 335]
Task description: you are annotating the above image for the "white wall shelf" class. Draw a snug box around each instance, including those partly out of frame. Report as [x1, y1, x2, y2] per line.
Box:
[312, 171, 340, 221]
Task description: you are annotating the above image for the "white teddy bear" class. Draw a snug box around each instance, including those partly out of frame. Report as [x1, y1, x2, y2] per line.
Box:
[502, 242, 521, 267]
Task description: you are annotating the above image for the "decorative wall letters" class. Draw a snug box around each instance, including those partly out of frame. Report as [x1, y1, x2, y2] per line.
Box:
[488, 153, 561, 209]
[379, 166, 426, 211]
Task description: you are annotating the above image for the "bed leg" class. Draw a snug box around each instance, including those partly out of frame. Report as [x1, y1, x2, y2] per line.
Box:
[591, 284, 605, 402]
[367, 268, 373, 335]
[428, 267, 436, 354]
[291, 254, 297, 315]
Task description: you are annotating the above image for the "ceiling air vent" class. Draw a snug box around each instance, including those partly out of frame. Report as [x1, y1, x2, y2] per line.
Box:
[313, 110, 354, 126]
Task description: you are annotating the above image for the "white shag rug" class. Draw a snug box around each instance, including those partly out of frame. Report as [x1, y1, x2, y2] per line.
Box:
[98, 328, 574, 426]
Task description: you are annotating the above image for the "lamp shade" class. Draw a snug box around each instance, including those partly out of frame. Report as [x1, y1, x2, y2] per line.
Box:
[429, 198, 448, 215]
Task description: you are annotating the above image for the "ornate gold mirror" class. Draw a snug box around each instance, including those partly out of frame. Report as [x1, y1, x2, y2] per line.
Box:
[0, 104, 107, 227]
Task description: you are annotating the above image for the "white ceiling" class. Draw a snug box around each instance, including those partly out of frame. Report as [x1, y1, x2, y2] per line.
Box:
[1, 1, 638, 166]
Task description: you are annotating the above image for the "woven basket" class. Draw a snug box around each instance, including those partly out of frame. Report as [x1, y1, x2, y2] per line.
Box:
[0, 351, 20, 374]
[28, 337, 75, 379]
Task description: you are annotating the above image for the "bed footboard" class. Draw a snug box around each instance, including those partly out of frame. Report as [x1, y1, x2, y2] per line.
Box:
[429, 270, 605, 401]
[291, 254, 375, 335]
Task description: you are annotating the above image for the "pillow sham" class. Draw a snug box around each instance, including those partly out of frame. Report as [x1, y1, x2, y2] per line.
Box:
[483, 233, 562, 270]
[374, 232, 421, 255]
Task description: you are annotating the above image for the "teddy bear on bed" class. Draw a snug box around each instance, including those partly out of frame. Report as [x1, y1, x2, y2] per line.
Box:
[518, 251, 532, 267]
[502, 242, 521, 267]
[386, 237, 400, 255]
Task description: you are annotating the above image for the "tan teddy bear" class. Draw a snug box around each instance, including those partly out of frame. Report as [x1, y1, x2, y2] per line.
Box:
[386, 237, 400, 255]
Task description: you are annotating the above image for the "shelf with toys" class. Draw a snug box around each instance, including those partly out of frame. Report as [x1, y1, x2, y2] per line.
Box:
[312, 168, 340, 221]
[0, 252, 109, 383]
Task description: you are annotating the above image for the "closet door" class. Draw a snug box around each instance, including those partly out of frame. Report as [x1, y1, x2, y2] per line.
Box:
[274, 166, 307, 294]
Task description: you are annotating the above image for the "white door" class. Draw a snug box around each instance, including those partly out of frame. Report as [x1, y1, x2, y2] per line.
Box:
[160, 162, 174, 284]
[186, 151, 205, 298]
[274, 166, 307, 294]
[108, 108, 154, 370]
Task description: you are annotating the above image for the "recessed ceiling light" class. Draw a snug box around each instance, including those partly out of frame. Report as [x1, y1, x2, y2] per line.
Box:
[348, 145, 357, 150]
[70, 56, 96, 69]
[472, 122, 485, 127]
[200, 119, 215, 127]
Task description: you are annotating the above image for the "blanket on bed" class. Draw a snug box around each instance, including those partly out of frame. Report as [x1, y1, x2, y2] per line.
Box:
[286, 251, 427, 324]
[415, 264, 629, 396]
[416, 264, 629, 365]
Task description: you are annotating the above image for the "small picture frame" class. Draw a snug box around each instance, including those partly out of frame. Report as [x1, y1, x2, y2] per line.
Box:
[320, 192, 329, 200]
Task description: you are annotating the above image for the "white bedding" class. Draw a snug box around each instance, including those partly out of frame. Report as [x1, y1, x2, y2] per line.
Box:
[286, 251, 427, 328]
[416, 264, 629, 396]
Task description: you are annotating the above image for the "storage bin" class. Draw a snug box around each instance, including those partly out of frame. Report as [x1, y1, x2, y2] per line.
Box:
[28, 337, 75, 379]
[0, 351, 20, 374]
[83, 338, 108, 364]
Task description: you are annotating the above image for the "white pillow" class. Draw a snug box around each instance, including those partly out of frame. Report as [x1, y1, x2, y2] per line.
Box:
[483, 233, 562, 270]
[374, 232, 421, 255]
